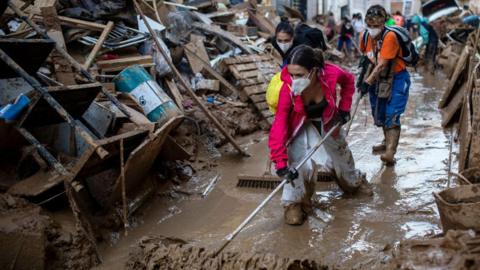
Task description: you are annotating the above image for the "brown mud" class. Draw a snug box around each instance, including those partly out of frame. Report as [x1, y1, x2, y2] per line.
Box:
[91, 69, 455, 269]
[127, 236, 326, 270]
[0, 193, 98, 270]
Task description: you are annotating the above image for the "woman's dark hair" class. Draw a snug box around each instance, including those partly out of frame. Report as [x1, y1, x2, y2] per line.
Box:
[275, 17, 294, 36]
[287, 45, 324, 70]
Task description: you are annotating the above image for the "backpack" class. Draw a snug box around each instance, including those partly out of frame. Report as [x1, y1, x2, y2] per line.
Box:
[295, 24, 328, 51]
[266, 72, 283, 114]
[363, 26, 419, 67]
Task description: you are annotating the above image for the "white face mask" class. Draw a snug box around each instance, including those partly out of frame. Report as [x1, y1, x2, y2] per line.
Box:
[291, 71, 312, 96]
[277, 40, 293, 53]
[367, 27, 382, 38]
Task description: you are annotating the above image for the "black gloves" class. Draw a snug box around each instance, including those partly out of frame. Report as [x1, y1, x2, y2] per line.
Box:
[276, 167, 299, 184]
[358, 81, 371, 97]
[338, 110, 351, 125]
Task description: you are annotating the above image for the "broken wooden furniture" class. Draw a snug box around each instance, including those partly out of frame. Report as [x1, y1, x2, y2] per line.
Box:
[134, 0, 249, 156]
[221, 54, 280, 125]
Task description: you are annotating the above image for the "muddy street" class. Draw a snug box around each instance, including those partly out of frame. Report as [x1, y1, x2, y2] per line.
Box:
[93, 69, 453, 269]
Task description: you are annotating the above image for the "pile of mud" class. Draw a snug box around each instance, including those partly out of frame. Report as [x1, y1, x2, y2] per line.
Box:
[127, 236, 328, 270]
[0, 193, 98, 270]
[389, 230, 480, 269]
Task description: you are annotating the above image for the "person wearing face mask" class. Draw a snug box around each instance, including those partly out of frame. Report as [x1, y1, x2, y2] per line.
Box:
[359, 5, 411, 166]
[272, 17, 297, 67]
[268, 45, 372, 226]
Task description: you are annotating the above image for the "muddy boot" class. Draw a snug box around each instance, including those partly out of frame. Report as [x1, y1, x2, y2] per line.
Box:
[302, 180, 316, 215]
[357, 173, 373, 196]
[372, 128, 386, 154]
[284, 204, 306, 225]
[381, 127, 401, 166]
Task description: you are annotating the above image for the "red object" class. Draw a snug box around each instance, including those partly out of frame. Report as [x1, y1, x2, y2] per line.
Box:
[268, 64, 355, 170]
[99, 54, 119, 61]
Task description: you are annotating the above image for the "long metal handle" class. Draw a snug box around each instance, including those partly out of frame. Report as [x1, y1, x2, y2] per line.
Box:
[214, 123, 340, 255]
[345, 94, 362, 136]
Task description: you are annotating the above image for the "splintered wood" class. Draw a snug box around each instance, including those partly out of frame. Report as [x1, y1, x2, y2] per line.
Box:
[222, 54, 279, 125]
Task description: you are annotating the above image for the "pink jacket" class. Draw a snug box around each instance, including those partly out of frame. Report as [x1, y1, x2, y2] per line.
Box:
[268, 63, 355, 170]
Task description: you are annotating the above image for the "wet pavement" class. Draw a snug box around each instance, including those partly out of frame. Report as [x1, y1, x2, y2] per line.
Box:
[95, 69, 456, 269]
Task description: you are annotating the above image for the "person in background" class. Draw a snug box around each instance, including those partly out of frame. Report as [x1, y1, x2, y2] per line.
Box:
[326, 12, 336, 41]
[359, 5, 411, 166]
[393, 11, 405, 27]
[337, 17, 354, 56]
[386, 14, 396, 26]
[269, 45, 372, 225]
[352, 13, 365, 48]
[420, 19, 439, 73]
[272, 17, 298, 67]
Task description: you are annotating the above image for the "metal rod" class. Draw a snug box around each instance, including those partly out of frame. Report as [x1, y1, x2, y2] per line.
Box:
[0, 47, 109, 159]
[16, 127, 69, 176]
[133, 0, 249, 157]
[214, 123, 340, 255]
[345, 94, 362, 136]
[447, 127, 454, 188]
[7, 1, 131, 118]
[120, 139, 129, 236]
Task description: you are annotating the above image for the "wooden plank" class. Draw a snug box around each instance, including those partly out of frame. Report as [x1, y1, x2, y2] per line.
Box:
[32, 14, 106, 32]
[97, 55, 154, 72]
[255, 102, 269, 111]
[83, 21, 114, 69]
[185, 34, 209, 74]
[244, 84, 267, 96]
[248, 10, 275, 35]
[234, 62, 277, 72]
[441, 81, 466, 127]
[260, 109, 274, 118]
[111, 116, 182, 202]
[223, 54, 273, 65]
[226, 25, 257, 37]
[193, 22, 253, 54]
[165, 79, 184, 110]
[458, 84, 472, 172]
[266, 115, 275, 125]
[439, 46, 470, 108]
[41, 5, 76, 85]
[249, 93, 266, 103]
[239, 77, 269, 87]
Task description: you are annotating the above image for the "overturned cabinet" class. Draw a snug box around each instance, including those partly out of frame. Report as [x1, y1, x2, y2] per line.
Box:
[0, 38, 184, 232]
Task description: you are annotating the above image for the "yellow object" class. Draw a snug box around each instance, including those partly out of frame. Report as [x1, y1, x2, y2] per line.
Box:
[266, 72, 284, 114]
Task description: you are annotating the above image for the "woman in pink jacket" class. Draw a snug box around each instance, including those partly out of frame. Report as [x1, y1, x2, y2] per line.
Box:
[269, 45, 371, 225]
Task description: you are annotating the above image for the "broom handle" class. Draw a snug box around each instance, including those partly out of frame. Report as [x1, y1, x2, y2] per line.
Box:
[345, 94, 362, 137]
[215, 123, 340, 255]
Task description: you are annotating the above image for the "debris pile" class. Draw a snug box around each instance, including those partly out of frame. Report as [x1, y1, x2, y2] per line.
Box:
[127, 235, 327, 270]
[0, 193, 98, 270]
[389, 230, 480, 269]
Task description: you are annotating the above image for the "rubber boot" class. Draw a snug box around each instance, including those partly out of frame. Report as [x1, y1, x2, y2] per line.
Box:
[357, 173, 373, 196]
[381, 127, 401, 166]
[372, 128, 386, 154]
[302, 180, 316, 215]
[284, 203, 306, 225]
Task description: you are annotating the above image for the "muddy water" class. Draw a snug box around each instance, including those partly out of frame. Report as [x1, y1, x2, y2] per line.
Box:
[95, 70, 455, 269]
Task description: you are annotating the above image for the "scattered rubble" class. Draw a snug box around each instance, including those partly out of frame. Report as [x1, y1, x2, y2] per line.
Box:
[127, 235, 327, 270]
[0, 193, 97, 270]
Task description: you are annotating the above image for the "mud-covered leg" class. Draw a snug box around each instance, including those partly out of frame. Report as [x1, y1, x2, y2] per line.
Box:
[323, 129, 372, 196]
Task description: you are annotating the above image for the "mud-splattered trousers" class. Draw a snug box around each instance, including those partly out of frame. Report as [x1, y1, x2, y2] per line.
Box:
[281, 122, 364, 205]
[368, 70, 411, 128]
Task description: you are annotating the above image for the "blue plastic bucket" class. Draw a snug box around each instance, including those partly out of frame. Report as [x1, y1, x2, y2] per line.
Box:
[113, 65, 181, 125]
